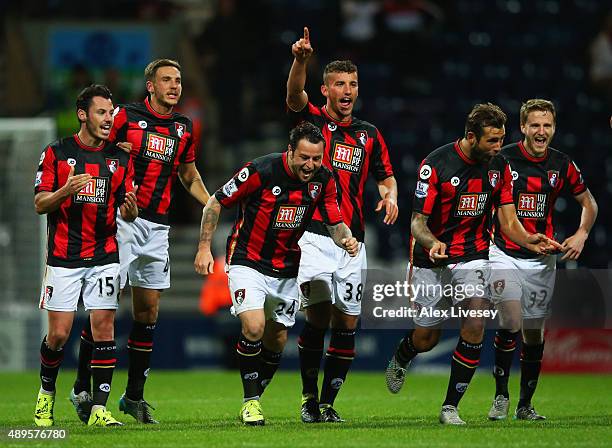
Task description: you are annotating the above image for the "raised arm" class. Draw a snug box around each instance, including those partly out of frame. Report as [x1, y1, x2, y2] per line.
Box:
[286, 26, 313, 112]
[178, 162, 211, 206]
[411, 212, 447, 263]
[194, 195, 222, 275]
[561, 189, 598, 260]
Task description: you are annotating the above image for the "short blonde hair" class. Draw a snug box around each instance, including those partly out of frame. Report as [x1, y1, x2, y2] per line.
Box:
[520, 99, 556, 125]
[144, 59, 181, 82]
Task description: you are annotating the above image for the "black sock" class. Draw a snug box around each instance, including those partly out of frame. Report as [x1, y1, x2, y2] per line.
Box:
[236, 333, 262, 401]
[91, 340, 117, 407]
[126, 321, 155, 401]
[320, 328, 356, 406]
[443, 337, 483, 407]
[493, 330, 519, 399]
[73, 316, 94, 394]
[259, 346, 282, 395]
[39, 336, 64, 393]
[298, 322, 326, 398]
[518, 342, 545, 409]
[395, 330, 418, 365]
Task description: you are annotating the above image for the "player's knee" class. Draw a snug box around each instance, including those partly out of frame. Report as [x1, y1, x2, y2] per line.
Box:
[412, 329, 440, 352]
[499, 314, 521, 333]
[331, 310, 359, 330]
[242, 321, 265, 341]
[91, 321, 115, 340]
[461, 318, 485, 343]
[46, 329, 70, 348]
[522, 328, 544, 345]
[134, 307, 158, 324]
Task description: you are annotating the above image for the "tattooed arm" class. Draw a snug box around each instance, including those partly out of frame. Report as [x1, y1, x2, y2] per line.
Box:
[411, 212, 447, 263]
[325, 222, 359, 257]
[194, 196, 222, 275]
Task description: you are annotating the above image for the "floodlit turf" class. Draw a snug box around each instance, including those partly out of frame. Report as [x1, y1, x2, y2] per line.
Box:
[1, 370, 610, 447]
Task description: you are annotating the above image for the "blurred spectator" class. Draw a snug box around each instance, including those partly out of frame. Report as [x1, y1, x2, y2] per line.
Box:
[377, 0, 445, 78]
[589, 11, 612, 104]
[340, 0, 381, 58]
[196, 0, 249, 146]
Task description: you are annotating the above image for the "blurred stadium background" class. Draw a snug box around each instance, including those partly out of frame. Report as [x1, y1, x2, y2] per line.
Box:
[0, 0, 610, 376]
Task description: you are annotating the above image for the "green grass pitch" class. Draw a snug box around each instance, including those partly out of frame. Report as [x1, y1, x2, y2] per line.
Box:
[1, 370, 610, 447]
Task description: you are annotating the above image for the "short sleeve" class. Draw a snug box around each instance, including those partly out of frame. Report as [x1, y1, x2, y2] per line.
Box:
[412, 159, 439, 216]
[317, 175, 343, 226]
[34, 146, 57, 194]
[369, 129, 394, 181]
[566, 159, 587, 195]
[215, 163, 262, 208]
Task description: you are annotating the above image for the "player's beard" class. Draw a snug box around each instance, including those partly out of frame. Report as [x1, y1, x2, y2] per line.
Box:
[473, 146, 495, 163]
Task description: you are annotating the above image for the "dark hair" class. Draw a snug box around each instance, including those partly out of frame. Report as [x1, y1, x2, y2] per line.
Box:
[76, 84, 113, 116]
[289, 122, 324, 150]
[520, 99, 556, 126]
[144, 58, 181, 81]
[323, 60, 358, 84]
[465, 103, 507, 140]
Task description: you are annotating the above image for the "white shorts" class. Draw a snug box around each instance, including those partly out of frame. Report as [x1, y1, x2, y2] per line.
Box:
[409, 259, 490, 327]
[227, 265, 299, 328]
[117, 215, 170, 290]
[297, 231, 367, 316]
[489, 244, 556, 319]
[39, 263, 120, 312]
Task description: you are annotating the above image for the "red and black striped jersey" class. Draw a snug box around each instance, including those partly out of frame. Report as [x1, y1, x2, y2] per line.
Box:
[109, 97, 196, 224]
[493, 141, 587, 258]
[35, 135, 135, 268]
[215, 152, 343, 278]
[411, 141, 513, 268]
[289, 103, 394, 241]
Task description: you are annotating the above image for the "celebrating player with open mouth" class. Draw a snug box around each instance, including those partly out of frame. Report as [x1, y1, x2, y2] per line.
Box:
[385, 103, 562, 425]
[487, 99, 597, 421]
[34, 85, 137, 427]
[195, 122, 358, 426]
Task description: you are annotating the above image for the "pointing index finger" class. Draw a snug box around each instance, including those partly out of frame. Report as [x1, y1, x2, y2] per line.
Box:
[304, 27, 310, 43]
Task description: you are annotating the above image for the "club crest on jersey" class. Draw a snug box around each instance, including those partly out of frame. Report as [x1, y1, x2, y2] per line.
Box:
[488, 170, 500, 187]
[43, 286, 53, 303]
[450, 176, 461, 187]
[138, 120, 147, 129]
[274, 205, 308, 229]
[67, 158, 76, 166]
[144, 132, 177, 164]
[547, 170, 559, 187]
[74, 177, 109, 204]
[234, 289, 246, 305]
[106, 159, 119, 174]
[492, 279, 505, 295]
[356, 130, 368, 146]
[272, 186, 282, 196]
[328, 122, 337, 131]
[175, 122, 185, 138]
[332, 142, 363, 173]
[308, 182, 322, 199]
[516, 192, 548, 219]
[455, 192, 489, 217]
